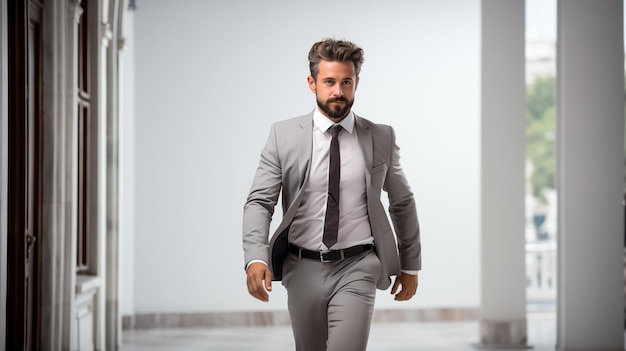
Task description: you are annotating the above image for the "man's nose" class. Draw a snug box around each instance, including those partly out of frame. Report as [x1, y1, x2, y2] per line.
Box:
[333, 84, 344, 96]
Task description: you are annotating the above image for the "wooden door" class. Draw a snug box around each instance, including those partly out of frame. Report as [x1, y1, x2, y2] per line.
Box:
[7, 0, 44, 350]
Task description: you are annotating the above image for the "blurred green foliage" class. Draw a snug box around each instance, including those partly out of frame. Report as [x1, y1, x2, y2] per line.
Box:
[526, 76, 626, 201]
[526, 76, 556, 203]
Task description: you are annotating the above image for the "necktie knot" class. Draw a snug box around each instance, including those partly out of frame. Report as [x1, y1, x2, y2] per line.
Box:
[329, 124, 342, 137]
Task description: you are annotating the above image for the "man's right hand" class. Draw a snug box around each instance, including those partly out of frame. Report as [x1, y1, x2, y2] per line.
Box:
[246, 262, 272, 302]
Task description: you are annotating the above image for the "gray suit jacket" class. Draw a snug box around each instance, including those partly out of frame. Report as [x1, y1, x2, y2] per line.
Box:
[243, 112, 421, 290]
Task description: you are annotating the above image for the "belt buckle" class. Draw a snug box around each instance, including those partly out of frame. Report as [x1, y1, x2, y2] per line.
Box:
[320, 250, 331, 263]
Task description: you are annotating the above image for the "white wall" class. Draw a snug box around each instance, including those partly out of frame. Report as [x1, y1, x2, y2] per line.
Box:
[130, 0, 480, 313]
[120, 8, 136, 316]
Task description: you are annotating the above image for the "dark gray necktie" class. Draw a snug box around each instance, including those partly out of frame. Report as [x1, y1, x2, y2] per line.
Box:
[323, 124, 342, 248]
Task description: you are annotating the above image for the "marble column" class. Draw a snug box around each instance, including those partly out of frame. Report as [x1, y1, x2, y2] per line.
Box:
[556, 1, 624, 349]
[39, 0, 82, 349]
[104, 0, 124, 349]
[479, 0, 529, 348]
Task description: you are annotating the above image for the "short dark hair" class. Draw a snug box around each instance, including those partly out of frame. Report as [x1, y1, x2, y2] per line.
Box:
[308, 38, 364, 80]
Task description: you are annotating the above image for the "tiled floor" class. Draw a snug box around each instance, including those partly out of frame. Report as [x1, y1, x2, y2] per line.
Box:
[122, 312, 562, 351]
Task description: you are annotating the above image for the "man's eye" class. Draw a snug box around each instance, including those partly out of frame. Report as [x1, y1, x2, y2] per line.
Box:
[325, 80, 334, 85]
[343, 81, 352, 85]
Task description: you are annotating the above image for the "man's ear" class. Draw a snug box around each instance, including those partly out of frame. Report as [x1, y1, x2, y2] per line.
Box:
[307, 75, 317, 93]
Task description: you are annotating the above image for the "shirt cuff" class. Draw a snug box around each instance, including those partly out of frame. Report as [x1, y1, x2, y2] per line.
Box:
[401, 269, 419, 275]
[246, 259, 268, 271]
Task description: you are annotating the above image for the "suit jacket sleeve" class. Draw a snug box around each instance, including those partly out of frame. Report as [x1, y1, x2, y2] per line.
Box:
[242, 124, 282, 269]
[383, 126, 422, 271]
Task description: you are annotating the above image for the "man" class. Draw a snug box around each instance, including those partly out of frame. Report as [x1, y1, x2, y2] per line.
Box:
[243, 38, 421, 351]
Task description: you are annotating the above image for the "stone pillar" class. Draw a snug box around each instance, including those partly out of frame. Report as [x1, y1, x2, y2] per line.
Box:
[479, 0, 529, 348]
[39, 0, 82, 349]
[104, 0, 123, 348]
[556, 1, 624, 349]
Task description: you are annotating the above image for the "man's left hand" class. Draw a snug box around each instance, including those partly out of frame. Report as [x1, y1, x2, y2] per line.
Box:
[391, 273, 418, 301]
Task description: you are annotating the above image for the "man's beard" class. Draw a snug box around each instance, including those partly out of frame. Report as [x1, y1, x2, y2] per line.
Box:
[316, 95, 354, 119]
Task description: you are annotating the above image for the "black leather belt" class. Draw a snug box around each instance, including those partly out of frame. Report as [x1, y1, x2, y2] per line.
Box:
[289, 244, 373, 262]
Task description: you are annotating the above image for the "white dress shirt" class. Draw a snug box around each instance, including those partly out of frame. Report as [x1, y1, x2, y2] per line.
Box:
[289, 108, 373, 251]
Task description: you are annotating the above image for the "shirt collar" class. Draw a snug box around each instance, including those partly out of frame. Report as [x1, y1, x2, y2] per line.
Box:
[313, 107, 355, 134]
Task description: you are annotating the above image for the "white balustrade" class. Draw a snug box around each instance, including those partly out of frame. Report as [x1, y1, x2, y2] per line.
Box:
[525, 241, 557, 303]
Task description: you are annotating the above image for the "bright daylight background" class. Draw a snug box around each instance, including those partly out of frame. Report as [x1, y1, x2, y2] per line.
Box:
[119, 0, 586, 317]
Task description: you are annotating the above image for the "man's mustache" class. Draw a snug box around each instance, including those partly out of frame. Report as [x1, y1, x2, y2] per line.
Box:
[327, 97, 348, 103]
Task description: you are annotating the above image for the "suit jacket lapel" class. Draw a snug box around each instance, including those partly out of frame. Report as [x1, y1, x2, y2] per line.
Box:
[355, 115, 373, 172]
[297, 113, 313, 187]
[271, 113, 312, 242]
